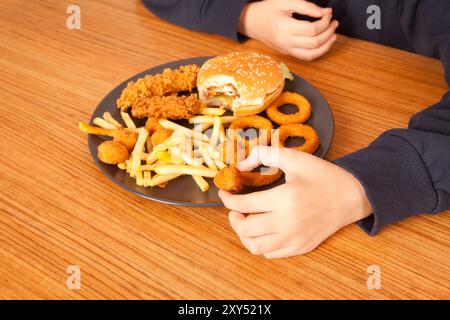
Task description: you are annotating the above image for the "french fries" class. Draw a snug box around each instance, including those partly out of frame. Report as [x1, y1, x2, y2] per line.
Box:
[192, 175, 209, 192]
[80, 108, 242, 192]
[93, 117, 117, 129]
[214, 159, 227, 170]
[130, 128, 149, 177]
[136, 170, 144, 186]
[198, 107, 226, 116]
[149, 174, 182, 187]
[159, 119, 209, 142]
[103, 112, 122, 128]
[143, 171, 152, 187]
[154, 165, 218, 177]
[209, 116, 221, 147]
[188, 115, 236, 125]
[121, 111, 136, 128]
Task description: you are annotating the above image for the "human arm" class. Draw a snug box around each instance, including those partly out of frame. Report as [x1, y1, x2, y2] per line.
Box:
[331, 0, 450, 234]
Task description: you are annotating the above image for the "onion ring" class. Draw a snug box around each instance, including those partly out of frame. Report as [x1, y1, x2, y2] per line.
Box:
[266, 92, 311, 125]
[277, 124, 319, 154]
[241, 168, 283, 188]
[228, 115, 273, 148]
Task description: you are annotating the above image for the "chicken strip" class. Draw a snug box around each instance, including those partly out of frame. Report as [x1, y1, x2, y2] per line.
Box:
[131, 94, 201, 119]
[117, 64, 199, 111]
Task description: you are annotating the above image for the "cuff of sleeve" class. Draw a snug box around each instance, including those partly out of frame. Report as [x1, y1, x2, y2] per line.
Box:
[334, 134, 437, 235]
[199, 0, 249, 41]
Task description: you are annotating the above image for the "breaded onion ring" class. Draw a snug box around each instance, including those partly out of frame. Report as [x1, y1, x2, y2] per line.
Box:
[266, 92, 311, 125]
[228, 115, 273, 148]
[277, 124, 319, 154]
[241, 168, 283, 188]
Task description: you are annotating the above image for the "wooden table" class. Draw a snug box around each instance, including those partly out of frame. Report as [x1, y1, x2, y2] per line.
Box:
[1, 0, 449, 300]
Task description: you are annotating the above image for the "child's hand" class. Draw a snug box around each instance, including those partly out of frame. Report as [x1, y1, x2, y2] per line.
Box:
[238, 0, 339, 61]
[218, 146, 372, 259]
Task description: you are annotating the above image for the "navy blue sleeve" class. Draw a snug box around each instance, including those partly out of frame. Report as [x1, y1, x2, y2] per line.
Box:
[141, 0, 248, 41]
[332, 0, 450, 235]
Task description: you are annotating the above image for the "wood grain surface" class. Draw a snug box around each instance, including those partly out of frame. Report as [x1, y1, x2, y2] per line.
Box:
[0, 0, 449, 299]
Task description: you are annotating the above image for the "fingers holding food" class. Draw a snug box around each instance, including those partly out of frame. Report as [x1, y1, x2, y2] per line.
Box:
[266, 92, 311, 125]
[97, 141, 129, 164]
[278, 124, 319, 154]
[219, 139, 249, 166]
[214, 167, 243, 193]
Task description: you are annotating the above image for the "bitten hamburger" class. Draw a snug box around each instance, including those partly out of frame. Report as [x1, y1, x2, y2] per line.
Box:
[197, 52, 285, 116]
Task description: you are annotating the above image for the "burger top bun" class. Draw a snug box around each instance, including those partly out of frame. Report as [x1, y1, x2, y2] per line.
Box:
[197, 52, 285, 116]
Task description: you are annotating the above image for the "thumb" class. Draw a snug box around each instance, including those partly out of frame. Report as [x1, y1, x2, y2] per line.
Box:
[236, 145, 293, 172]
[283, 0, 332, 18]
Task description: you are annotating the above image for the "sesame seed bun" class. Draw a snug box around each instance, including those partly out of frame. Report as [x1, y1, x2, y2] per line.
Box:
[197, 52, 285, 116]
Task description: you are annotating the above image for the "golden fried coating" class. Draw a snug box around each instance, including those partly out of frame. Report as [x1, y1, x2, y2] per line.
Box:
[266, 92, 311, 125]
[278, 124, 319, 154]
[228, 115, 273, 147]
[214, 167, 243, 193]
[78, 122, 138, 151]
[241, 168, 283, 187]
[145, 117, 163, 134]
[97, 141, 129, 164]
[151, 128, 173, 146]
[113, 130, 138, 151]
[117, 64, 199, 111]
[131, 94, 201, 119]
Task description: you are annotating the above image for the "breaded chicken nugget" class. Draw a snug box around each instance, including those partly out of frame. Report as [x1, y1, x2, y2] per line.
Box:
[97, 141, 129, 164]
[214, 167, 243, 193]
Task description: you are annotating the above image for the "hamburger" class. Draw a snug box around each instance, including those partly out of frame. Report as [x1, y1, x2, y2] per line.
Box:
[197, 52, 285, 116]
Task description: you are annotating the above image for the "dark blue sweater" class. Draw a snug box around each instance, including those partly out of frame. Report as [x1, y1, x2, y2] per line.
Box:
[142, 0, 450, 235]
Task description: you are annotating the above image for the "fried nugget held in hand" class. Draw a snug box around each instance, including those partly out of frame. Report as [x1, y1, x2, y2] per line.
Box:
[214, 167, 243, 193]
[97, 141, 129, 164]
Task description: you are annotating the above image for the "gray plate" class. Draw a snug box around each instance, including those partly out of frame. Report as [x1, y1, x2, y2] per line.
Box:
[88, 57, 334, 206]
